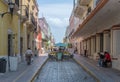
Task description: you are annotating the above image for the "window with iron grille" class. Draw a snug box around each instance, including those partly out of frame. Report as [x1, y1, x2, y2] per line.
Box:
[87, 7, 91, 15]
[32, 5, 35, 10]
[25, 8, 29, 18]
[15, 0, 19, 7]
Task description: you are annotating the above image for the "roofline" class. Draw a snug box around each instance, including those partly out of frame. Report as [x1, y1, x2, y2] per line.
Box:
[72, 0, 109, 37]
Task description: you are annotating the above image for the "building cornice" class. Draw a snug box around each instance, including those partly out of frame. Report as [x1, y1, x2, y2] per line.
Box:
[112, 25, 120, 30]
[73, 0, 109, 37]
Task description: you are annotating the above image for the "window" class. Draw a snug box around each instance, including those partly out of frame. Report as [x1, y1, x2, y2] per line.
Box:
[35, 12, 38, 16]
[28, 0, 30, 2]
[15, 0, 19, 7]
[100, 33, 103, 52]
[32, 5, 35, 10]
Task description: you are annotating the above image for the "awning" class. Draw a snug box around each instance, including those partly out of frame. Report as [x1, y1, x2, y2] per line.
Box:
[55, 43, 68, 47]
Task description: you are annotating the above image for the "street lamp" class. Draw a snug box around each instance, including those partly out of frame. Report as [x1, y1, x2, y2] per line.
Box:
[8, 2, 15, 15]
[0, 2, 15, 18]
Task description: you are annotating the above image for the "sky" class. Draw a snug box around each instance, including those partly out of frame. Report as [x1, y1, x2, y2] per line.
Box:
[37, 0, 73, 43]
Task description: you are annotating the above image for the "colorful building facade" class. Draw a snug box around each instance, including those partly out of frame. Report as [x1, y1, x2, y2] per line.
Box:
[0, 0, 39, 72]
[68, 0, 120, 70]
[38, 17, 54, 53]
[19, 0, 39, 58]
[0, 0, 20, 71]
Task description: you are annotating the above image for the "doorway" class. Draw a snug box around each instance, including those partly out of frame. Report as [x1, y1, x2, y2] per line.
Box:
[100, 33, 104, 52]
[20, 37, 23, 60]
[8, 34, 13, 71]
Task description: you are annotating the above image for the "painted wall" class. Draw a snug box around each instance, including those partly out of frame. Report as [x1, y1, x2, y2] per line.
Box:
[0, 1, 18, 56]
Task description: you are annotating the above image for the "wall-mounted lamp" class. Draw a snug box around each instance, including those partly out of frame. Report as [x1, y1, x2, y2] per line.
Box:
[8, 2, 15, 15]
[0, 2, 15, 18]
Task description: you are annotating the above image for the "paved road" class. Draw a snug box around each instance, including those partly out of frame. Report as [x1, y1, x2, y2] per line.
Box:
[35, 59, 97, 82]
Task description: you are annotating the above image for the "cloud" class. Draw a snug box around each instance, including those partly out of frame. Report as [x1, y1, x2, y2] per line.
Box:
[47, 17, 67, 43]
[38, 3, 73, 43]
[47, 17, 69, 29]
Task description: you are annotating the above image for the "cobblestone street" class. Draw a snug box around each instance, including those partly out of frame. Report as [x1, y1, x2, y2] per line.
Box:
[1, 0, 120, 82]
[35, 59, 97, 82]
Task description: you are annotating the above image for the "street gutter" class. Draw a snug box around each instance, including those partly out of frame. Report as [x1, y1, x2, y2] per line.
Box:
[73, 58, 100, 82]
[30, 57, 49, 82]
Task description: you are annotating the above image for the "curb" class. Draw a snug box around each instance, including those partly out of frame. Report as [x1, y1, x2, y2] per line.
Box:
[30, 57, 49, 82]
[73, 58, 100, 82]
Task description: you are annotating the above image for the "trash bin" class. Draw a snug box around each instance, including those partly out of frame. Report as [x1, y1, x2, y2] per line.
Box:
[0, 58, 7, 73]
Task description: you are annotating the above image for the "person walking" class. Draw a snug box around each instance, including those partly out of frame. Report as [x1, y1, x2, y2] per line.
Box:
[34, 48, 38, 57]
[25, 48, 33, 65]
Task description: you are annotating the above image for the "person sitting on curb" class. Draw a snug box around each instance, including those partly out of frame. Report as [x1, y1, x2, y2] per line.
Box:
[103, 51, 112, 67]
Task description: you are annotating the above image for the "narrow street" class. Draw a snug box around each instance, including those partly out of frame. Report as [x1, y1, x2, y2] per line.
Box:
[1, 0, 120, 82]
[35, 59, 97, 82]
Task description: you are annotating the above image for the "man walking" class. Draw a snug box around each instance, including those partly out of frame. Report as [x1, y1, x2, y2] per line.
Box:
[25, 48, 33, 65]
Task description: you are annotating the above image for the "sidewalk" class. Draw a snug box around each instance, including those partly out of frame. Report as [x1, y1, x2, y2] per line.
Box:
[0, 54, 48, 82]
[73, 54, 120, 82]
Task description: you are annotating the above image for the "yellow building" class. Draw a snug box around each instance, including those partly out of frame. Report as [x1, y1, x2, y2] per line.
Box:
[19, 0, 39, 58]
[0, 0, 19, 71]
[0, 0, 38, 72]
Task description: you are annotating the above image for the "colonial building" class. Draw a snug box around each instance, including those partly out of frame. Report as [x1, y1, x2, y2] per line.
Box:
[0, 0, 39, 72]
[19, 0, 39, 59]
[68, 0, 120, 70]
[38, 17, 53, 53]
[0, 0, 19, 71]
[36, 19, 42, 54]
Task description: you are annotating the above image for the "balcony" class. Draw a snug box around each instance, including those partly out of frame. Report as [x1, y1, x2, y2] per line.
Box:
[31, 14, 36, 26]
[74, 5, 87, 19]
[18, 6, 29, 23]
[77, 0, 92, 6]
[26, 13, 37, 31]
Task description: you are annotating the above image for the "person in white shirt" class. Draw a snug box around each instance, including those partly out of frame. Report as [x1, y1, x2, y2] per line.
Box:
[25, 48, 33, 65]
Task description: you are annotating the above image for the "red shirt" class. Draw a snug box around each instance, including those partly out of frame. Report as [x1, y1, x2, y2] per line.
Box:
[105, 53, 111, 61]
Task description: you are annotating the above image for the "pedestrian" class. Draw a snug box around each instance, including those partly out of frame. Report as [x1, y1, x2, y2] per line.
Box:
[103, 51, 112, 67]
[84, 49, 87, 57]
[25, 48, 33, 65]
[34, 48, 38, 57]
[98, 52, 105, 67]
[74, 47, 77, 54]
